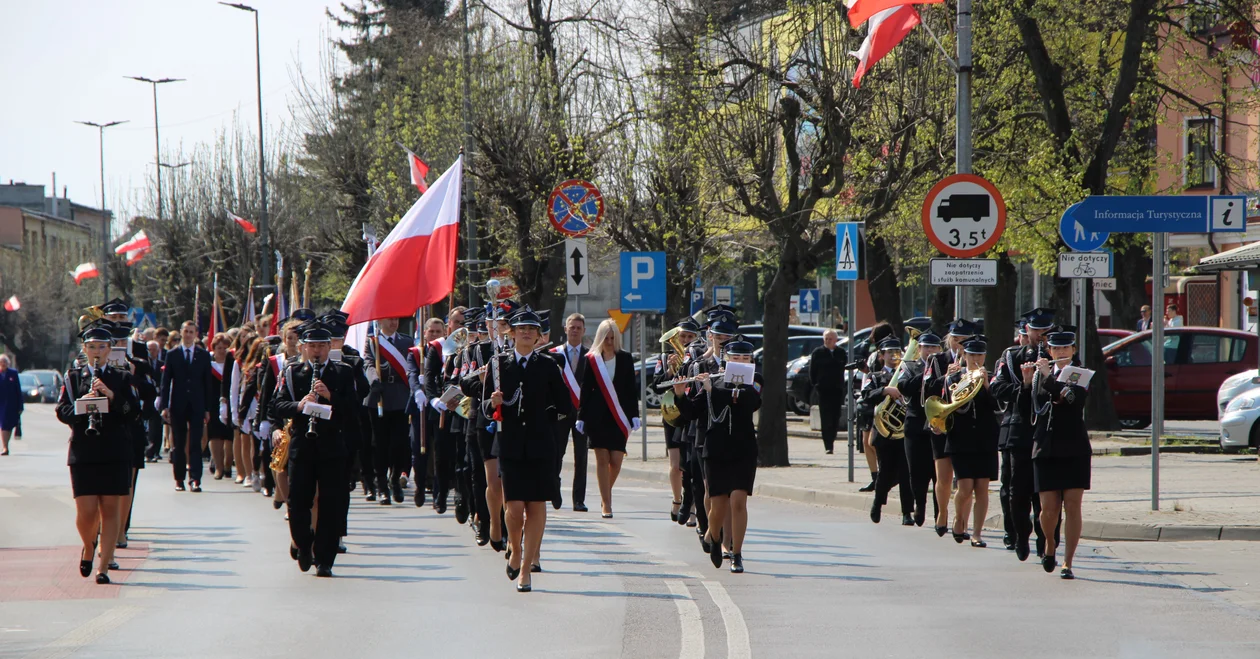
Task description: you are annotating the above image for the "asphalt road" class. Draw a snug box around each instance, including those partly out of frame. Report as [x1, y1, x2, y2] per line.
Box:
[2, 405, 1259, 659]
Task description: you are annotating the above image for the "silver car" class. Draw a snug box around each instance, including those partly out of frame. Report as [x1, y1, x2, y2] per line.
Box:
[1219, 384, 1260, 453]
[1216, 369, 1259, 419]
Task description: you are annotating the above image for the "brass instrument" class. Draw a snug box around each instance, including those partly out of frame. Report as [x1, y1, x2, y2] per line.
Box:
[872, 327, 921, 439]
[925, 366, 987, 434]
[271, 421, 291, 472]
[659, 327, 689, 425]
[441, 327, 469, 359]
[78, 305, 104, 331]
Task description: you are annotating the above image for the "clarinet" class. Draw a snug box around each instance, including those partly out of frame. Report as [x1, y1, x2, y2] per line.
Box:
[307, 361, 324, 439]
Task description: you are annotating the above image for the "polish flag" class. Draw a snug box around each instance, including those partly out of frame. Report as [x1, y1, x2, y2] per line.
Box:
[114, 229, 150, 255]
[341, 156, 462, 324]
[407, 149, 430, 194]
[844, 0, 940, 28]
[125, 246, 150, 266]
[850, 5, 921, 88]
[71, 262, 100, 285]
[3, 296, 19, 312]
[227, 210, 258, 234]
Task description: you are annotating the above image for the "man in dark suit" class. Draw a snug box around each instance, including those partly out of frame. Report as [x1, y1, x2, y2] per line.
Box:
[808, 330, 847, 454]
[160, 320, 215, 491]
[365, 316, 416, 505]
[549, 312, 588, 511]
[1136, 305, 1153, 331]
[143, 340, 165, 461]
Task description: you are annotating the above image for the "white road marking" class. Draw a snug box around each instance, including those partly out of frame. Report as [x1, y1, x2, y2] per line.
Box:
[23, 606, 139, 659]
[666, 580, 705, 659]
[703, 581, 751, 659]
[0, 488, 19, 497]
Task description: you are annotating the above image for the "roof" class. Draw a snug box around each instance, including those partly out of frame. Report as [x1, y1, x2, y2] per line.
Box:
[1192, 241, 1260, 273]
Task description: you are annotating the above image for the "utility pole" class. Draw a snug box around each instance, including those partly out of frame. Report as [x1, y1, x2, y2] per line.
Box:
[75, 120, 128, 299]
[461, 0, 479, 306]
[220, 2, 270, 285]
[126, 76, 184, 222]
[954, 0, 972, 319]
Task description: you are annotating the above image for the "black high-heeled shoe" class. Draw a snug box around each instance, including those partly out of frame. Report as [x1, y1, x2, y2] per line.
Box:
[730, 553, 744, 574]
[952, 530, 971, 544]
[708, 532, 723, 569]
[506, 562, 521, 581]
[935, 526, 948, 537]
[490, 538, 506, 553]
[970, 539, 987, 548]
[505, 546, 512, 563]
[516, 580, 532, 593]
[79, 546, 93, 578]
[531, 563, 542, 573]
[670, 500, 681, 522]
[95, 572, 110, 585]
[1042, 552, 1057, 573]
[1060, 567, 1075, 580]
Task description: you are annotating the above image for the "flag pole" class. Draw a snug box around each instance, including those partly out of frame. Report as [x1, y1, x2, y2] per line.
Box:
[954, 0, 973, 318]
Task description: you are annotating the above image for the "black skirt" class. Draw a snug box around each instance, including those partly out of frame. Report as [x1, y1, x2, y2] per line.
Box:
[664, 424, 686, 450]
[1034, 455, 1091, 493]
[951, 450, 998, 480]
[586, 419, 628, 453]
[70, 462, 132, 497]
[705, 455, 757, 497]
[930, 433, 948, 460]
[207, 416, 233, 441]
[498, 456, 558, 503]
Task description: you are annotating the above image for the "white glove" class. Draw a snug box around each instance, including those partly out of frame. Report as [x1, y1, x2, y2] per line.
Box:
[631, 417, 641, 431]
[219, 402, 229, 425]
[414, 390, 428, 409]
[243, 420, 253, 434]
[575, 420, 585, 434]
[259, 421, 271, 440]
[155, 396, 162, 410]
[430, 399, 447, 412]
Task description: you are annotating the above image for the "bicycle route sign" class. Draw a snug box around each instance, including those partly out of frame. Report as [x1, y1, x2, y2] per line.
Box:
[1057, 251, 1112, 278]
[921, 173, 1006, 258]
[547, 179, 605, 237]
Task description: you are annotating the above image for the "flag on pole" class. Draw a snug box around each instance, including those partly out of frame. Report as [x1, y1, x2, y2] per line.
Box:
[244, 277, 257, 324]
[125, 246, 150, 266]
[114, 229, 150, 255]
[289, 268, 301, 314]
[341, 156, 462, 324]
[71, 262, 99, 285]
[3, 296, 19, 312]
[844, 0, 940, 27]
[850, 5, 922, 88]
[208, 276, 225, 345]
[193, 284, 201, 332]
[406, 149, 430, 194]
[269, 253, 285, 337]
[227, 210, 258, 234]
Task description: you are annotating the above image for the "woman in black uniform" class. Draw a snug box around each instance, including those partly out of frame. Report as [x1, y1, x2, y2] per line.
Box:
[207, 334, 235, 481]
[941, 336, 999, 547]
[865, 337, 915, 526]
[57, 324, 139, 584]
[675, 337, 761, 573]
[654, 319, 698, 521]
[576, 319, 639, 518]
[117, 322, 157, 553]
[1032, 330, 1091, 579]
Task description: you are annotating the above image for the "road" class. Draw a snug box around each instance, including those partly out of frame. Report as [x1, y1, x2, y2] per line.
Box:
[3, 405, 1259, 659]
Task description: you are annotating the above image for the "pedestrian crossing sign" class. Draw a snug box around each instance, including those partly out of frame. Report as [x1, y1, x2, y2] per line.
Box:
[835, 222, 864, 281]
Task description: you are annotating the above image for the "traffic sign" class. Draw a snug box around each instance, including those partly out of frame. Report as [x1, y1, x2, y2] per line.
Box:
[922, 174, 1006, 258]
[798, 288, 820, 314]
[1095, 278, 1117, 291]
[565, 238, 589, 295]
[835, 222, 864, 280]
[690, 290, 705, 315]
[929, 258, 998, 286]
[619, 251, 666, 313]
[606, 309, 633, 333]
[1059, 205, 1109, 251]
[713, 286, 734, 308]
[547, 179, 605, 237]
[1068, 195, 1247, 233]
[1057, 251, 1113, 278]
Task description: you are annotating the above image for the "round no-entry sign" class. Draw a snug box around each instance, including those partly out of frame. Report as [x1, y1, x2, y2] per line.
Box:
[921, 174, 1006, 258]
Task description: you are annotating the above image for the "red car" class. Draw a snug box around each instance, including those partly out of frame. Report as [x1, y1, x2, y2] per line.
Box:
[1097, 328, 1133, 342]
[1102, 327, 1256, 428]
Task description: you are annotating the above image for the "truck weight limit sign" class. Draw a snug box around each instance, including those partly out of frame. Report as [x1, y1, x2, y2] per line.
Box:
[922, 173, 1007, 258]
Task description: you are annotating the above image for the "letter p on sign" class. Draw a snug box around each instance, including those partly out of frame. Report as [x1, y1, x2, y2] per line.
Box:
[631, 256, 654, 288]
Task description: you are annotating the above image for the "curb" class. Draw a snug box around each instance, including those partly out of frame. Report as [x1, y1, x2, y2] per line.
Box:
[614, 463, 1260, 542]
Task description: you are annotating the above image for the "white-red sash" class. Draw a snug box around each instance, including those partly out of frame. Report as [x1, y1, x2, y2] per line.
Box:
[271, 354, 284, 377]
[551, 346, 580, 408]
[377, 336, 408, 376]
[587, 352, 630, 439]
[211, 361, 224, 382]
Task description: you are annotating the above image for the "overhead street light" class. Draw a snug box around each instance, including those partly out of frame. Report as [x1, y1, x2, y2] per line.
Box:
[220, 1, 270, 284]
[75, 119, 129, 298]
[126, 76, 185, 222]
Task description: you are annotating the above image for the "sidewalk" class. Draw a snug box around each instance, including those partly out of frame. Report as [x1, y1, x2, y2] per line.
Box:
[591, 416, 1260, 542]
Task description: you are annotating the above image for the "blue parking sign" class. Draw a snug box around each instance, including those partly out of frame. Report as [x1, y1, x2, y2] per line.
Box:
[690, 290, 704, 314]
[619, 252, 667, 313]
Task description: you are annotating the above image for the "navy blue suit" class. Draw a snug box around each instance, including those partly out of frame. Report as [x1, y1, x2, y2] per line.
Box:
[160, 344, 215, 483]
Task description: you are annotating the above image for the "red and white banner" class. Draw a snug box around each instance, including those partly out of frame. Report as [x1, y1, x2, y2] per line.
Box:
[850, 5, 921, 88]
[71, 262, 99, 285]
[587, 352, 630, 439]
[407, 149, 430, 194]
[551, 345, 581, 408]
[3, 296, 19, 312]
[376, 335, 409, 377]
[125, 246, 150, 266]
[341, 157, 462, 324]
[227, 210, 257, 234]
[844, 0, 940, 27]
[114, 229, 150, 255]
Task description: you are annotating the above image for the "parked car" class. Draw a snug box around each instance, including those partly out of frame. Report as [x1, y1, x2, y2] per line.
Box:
[20, 369, 62, 403]
[634, 359, 661, 409]
[778, 336, 840, 416]
[1216, 369, 1260, 418]
[1097, 328, 1133, 342]
[738, 324, 827, 337]
[1102, 327, 1256, 428]
[1218, 385, 1260, 453]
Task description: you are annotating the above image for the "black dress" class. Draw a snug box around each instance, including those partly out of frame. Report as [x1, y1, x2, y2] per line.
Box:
[482, 351, 572, 502]
[676, 373, 762, 497]
[576, 350, 638, 454]
[1032, 372, 1091, 492]
[942, 374, 1000, 481]
[206, 357, 233, 440]
[57, 364, 140, 497]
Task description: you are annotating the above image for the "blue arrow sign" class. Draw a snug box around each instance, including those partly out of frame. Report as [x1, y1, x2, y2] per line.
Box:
[1070, 195, 1246, 234]
[619, 251, 666, 313]
[798, 288, 820, 314]
[1059, 204, 1109, 251]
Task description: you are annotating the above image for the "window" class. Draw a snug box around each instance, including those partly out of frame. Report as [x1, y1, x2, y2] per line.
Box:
[1188, 0, 1220, 34]
[1186, 334, 1247, 363]
[1185, 117, 1217, 189]
[1112, 335, 1180, 367]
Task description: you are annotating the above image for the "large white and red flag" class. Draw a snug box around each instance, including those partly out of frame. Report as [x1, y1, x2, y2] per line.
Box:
[3, 296, 19, 312]
[844, 0, 940, 27]
[227, 210, 258, 234]
[114, 230, 150, 255]
[71, 262, 99, 285]
[407, 149, 430, 194]
[341, 157, 462, 324]
[850, 5, 921, 88]
[125, 247, 150, 266]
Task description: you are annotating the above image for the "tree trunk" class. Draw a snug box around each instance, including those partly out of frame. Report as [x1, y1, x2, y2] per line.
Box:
[741, 249, 762, 320]
[930, 285, 955, 332]
[756, 265, 796, 467]
[865, 235, 904, 336]
[1101, 237, 1151, 331]
[981, 254, 1018, 369]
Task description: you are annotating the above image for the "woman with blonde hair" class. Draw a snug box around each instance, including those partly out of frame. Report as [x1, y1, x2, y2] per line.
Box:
[576, 319, 639, 518]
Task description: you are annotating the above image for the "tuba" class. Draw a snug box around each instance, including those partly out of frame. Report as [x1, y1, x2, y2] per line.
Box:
[872, 327, 921, 440]
[658, 327, 688, 425]
[925, 367, 986, 434]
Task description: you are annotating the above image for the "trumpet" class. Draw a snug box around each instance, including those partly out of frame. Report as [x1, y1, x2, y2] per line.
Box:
[659, 327, 689, 424]
[660, 370, 726, 387]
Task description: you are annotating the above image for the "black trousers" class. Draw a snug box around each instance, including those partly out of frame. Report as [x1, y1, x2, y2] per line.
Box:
[358, 409, 376, 492]
[466, 430, 490, 530]
[144, 415, 163, 459]
[554, 417, 588, 506]
[257, 432, 276, 493]
[288, 456, 350, 568]
[816, 388, 844, 452]
[169, 408, 204, 483]
[409, 409, 430, 495]
[874, 437, 913, 515]
[1009, 445, 1060, 550]
[453, 430, 471, 505]
[999, 449, 1015, 541]
[432, 421, 458, 502]
[684, 440, 709, 533]
[903, 424, 936, 517]
[372, 410, 410, 492]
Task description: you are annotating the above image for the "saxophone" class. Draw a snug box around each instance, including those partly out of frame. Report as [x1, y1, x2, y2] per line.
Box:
[872, 327, 921, 439]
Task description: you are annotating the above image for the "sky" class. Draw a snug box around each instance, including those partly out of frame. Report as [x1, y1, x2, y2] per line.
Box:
[0, 0, 347, 227]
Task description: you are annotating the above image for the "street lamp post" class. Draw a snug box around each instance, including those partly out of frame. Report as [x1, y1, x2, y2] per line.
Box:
[158, 162, 193, 221]
[220, 2, 270, 285]
[75, 119, 128, 299]
[126, 76, 184, 222]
